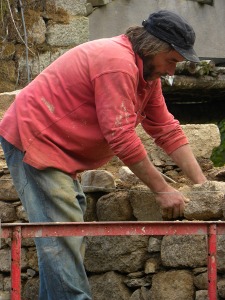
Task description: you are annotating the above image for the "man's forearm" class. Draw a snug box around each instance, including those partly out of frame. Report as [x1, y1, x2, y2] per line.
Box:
[169, 144, 207, 184]
[127, 155, 169, 193]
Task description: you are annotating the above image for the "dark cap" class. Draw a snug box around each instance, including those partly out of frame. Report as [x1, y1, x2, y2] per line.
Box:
[142, 10, 200, 63]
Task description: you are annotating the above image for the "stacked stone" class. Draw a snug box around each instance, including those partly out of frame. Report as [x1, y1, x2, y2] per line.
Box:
[0, 0, 113, 93]
[1, 90, 225, 298]
[2, 158, 225, 299]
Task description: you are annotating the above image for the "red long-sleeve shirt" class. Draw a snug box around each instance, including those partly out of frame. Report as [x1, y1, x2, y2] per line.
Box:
[0, 35, 188, 178]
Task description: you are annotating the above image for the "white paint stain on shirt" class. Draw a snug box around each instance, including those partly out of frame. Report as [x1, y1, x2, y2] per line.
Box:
[115, 101, 130, 129]
[41, 97, 55, 113]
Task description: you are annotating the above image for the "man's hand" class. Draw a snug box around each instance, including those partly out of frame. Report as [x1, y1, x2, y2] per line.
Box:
[154, 186, 189, 219]
[127, 156, 190, 219]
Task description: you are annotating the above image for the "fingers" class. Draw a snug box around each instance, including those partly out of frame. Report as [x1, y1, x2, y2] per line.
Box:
[161, 197, 189, 219]
[174, 205, 181, 219]
[179, 203, 184, 218]
[155, 189, 190, 220]
[162, 205, 182, 219]
[162, 208, 173, 219]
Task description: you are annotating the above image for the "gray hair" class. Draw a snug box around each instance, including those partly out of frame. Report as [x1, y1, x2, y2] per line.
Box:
[125, 26, 172, 58]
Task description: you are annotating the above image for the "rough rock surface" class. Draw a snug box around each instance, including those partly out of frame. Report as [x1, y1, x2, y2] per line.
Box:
[182, 181, 225, 220]
[161, 235, 207, 268]
[129, 186, 163, 221]
[84, 236, 150, 273]
[89, 271, 132, 300]
[81, 169, 116, 192]
[96, 191, 133, 221]
[149, 270, 195, 300]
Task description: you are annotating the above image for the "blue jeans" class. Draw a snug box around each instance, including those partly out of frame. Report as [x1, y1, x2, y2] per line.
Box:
[0, 137, 92, 300]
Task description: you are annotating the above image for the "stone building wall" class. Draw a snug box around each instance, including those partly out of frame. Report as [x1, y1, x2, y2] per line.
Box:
[1, 0, 225, 94]
[0, 0, 107, 93]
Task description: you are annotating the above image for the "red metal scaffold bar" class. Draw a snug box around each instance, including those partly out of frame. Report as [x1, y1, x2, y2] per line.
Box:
[1, 221, 224, 300]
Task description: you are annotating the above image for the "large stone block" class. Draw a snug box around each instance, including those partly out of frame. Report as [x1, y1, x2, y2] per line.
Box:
[81, 169, 116, 192]
[46, 16, 89, 47]
[182, 181, 225, 220]
[150, 270, 194, 300]
[161, 235, 207, 268]
[96, 191, 133, 221]
[85, 235, 149, 273]
[27, 16, 46, 44]
[89, 271, 131, 300]
[47, 0, 93, 16]
[129, 186, 163, 221]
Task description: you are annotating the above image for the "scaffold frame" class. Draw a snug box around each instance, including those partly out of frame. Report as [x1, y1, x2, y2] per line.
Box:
[1, 221, 223, 300]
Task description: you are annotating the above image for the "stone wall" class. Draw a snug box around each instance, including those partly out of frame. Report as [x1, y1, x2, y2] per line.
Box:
[1, 0, 225, 93]
[1, 91, 225, 299]
[0, 0, 109, 93]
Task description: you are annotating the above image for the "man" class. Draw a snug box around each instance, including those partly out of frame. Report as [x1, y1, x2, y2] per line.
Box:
[0, 10, 206, 300]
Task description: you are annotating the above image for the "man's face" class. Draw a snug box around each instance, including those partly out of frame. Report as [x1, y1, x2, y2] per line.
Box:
[142, 50, 185, 81]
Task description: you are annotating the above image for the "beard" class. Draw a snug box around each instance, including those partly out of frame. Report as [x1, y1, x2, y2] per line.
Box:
[143, 67, 157, 81]
[142, 57, 165, 81]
